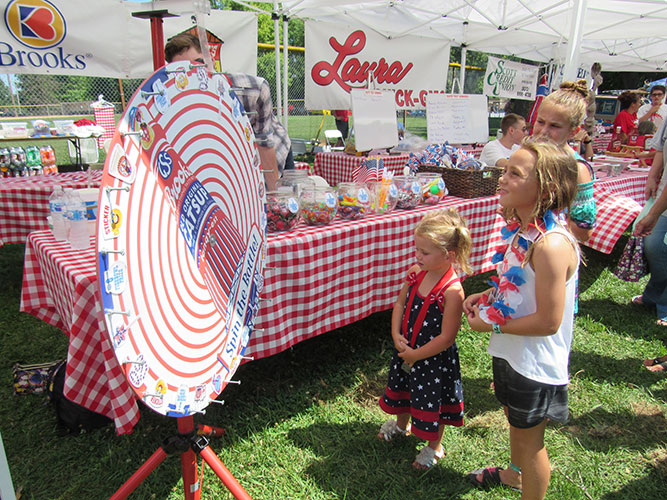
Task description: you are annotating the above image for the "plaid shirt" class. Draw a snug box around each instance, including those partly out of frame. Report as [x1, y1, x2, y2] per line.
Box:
[225, 72, 290, 171]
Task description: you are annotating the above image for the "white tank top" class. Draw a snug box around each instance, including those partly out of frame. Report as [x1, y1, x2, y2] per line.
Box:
[487, 226, 579, 385]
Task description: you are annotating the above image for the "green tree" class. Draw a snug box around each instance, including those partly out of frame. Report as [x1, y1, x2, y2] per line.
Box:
[0, 79, 12, 106]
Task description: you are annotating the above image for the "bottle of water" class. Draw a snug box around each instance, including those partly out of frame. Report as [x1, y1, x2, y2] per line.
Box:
[65, 189, 89, 249]
[49, 185, 67, 241]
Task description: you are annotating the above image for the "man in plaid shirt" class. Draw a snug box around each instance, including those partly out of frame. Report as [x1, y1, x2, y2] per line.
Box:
[165, 33, 293, 190]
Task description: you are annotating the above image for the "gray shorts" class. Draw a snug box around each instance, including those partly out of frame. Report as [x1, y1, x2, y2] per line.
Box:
[492, 357, 569, 429]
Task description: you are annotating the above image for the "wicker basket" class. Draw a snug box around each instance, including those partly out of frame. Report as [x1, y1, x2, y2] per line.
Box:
[418, 165, 503, 199]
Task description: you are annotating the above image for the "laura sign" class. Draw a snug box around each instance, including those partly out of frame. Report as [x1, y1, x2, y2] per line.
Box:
[305, 19, 450, 111]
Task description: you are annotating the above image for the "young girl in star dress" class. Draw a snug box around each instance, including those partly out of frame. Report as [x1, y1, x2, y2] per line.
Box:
[378, 209, 472, 470]
[464, 137, 580, 500]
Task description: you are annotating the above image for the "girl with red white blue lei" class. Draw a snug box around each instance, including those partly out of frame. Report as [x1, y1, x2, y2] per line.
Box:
[463, 138, 580, 500]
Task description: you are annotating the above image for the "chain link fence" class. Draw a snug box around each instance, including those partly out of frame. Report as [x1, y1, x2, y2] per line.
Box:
[0, 47, 486, 143]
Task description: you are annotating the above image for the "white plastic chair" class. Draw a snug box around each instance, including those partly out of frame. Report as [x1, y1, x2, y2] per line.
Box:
[290, 138, 307, 155]
[324, 129, 345, 151]
[68, 137, 99, 164]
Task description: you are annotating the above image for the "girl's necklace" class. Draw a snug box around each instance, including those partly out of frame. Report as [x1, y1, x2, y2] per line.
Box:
[478, 210, 557, 325]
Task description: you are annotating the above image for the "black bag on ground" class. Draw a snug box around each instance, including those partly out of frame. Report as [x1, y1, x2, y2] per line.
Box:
[46, 361, 113, 436]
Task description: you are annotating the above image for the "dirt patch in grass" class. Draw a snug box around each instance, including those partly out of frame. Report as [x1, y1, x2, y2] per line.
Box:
[467, 409, 509, 430]
[353, 372, 387, 407]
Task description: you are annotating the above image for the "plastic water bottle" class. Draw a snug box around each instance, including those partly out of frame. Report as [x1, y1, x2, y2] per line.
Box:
[65, 189, 89, 249]
[49, 186, 67, 241]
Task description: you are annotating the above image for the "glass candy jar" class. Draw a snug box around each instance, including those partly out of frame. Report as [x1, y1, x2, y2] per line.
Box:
[300, 186, 338, 226]
[265, 191, 300, 232]
[336, 182, 371, 220]
[416, 172, 447, 205]
[276, 169, 316, 196]
[366, 180, 398, 214]
[393, 175, 421, 209]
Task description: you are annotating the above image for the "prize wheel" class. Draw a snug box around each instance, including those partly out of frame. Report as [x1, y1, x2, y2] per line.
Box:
[96, 61, 267, 417]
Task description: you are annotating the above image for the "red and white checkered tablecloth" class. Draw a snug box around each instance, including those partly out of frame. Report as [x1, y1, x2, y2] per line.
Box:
[251, 196, 504, 360]
[593, 133, 612, 153]
[18, 171, 646, 433]
[0, 170, 103, 246]
[313, 152, 411, 186]
[20, 231, 139, 435]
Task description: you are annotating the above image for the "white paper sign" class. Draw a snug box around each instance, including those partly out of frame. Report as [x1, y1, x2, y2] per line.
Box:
[426, 94, 489, 144]
[483, 56, 539, 101]
[350, 89, 399, 151]
[305, 20, 449, 110]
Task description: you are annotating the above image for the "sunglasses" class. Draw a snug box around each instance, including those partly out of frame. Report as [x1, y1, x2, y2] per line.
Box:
[651, 93, 664, 98]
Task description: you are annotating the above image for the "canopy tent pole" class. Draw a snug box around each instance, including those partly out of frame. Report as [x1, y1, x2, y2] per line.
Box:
[459, 46, 467, 94]
[282, 14, 289, 129]
[273, 1, 283, 123]
[562, 0, 588, 81]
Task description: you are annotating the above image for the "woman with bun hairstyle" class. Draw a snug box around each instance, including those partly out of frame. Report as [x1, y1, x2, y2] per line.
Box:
[532, 79, 596, 243]
[613, 90, 641, 145]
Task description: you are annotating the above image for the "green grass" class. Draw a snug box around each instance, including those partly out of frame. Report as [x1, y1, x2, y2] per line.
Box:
[1, 236, 666, 499]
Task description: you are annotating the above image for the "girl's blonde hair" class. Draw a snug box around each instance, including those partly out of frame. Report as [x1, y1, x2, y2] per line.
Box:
[415, 209, 472, 274]
[501, 137, 579, 225]
[542, 79, 589, 130]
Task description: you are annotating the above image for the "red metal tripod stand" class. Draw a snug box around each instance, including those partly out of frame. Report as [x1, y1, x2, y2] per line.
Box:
[109, 416, 251, 500]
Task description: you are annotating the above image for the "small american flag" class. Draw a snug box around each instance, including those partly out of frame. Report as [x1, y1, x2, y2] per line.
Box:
[528, 73, 550, 127]
[352, 157, 384, 183]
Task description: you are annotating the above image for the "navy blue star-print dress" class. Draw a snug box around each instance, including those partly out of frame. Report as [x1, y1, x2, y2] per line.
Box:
[379, 270, 464, 441]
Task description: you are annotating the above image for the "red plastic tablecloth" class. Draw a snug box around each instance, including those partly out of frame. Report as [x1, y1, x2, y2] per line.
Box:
[0, 170, 102, 246]
[313, 152, 411, 186]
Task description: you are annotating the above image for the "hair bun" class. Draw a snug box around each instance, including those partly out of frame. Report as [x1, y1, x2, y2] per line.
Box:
[559, 79, 589, 99]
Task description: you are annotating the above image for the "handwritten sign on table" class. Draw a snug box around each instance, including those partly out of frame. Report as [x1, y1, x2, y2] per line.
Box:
[350, 89, 399, 151]
[426, 94, 489, 144]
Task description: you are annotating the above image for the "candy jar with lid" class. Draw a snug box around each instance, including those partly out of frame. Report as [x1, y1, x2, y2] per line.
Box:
[265, 191, 300, 232]
[300, 186, 338, 225]
[416, 172, 447, 205]
[393, 175, 421, 209]
[366, 179, 398, 214]
[336, 182, 371, 220]
[276, 169, 316, 197]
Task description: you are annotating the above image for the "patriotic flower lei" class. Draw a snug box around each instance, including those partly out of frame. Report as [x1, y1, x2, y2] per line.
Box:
[478, 210, 558, 326]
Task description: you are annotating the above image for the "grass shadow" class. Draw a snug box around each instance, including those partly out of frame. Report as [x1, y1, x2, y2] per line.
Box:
[600, 454, 667, 500]
[562, 405, 667, 453]
[286, 421, 472, 500]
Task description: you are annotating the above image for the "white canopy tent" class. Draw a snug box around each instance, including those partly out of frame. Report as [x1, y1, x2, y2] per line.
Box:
[268, 0, 667, 124]
[279, 0, 667, 73]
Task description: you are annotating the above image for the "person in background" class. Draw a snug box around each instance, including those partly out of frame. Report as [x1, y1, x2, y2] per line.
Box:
[635, 120, 657, 167]
[638, 84, 667, 132]
[164, 33, 293, 191]
[465, 138, 580, 499]
[532, 80, 596, 242]
[332, 109, 351, 141]
[378, 210, 471, 470]
[613, 91, 641, 145]
[479, 114, 528, 167]
[632, 117, 667, 334]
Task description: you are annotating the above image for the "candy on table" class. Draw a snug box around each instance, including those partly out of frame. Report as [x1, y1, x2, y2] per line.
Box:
[301, 187, 338, 225]
[265, 191, 300, 232]
[337, 182, 371, 220]
[393, 175, 421, 210]
[416, 172, 447, 205]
